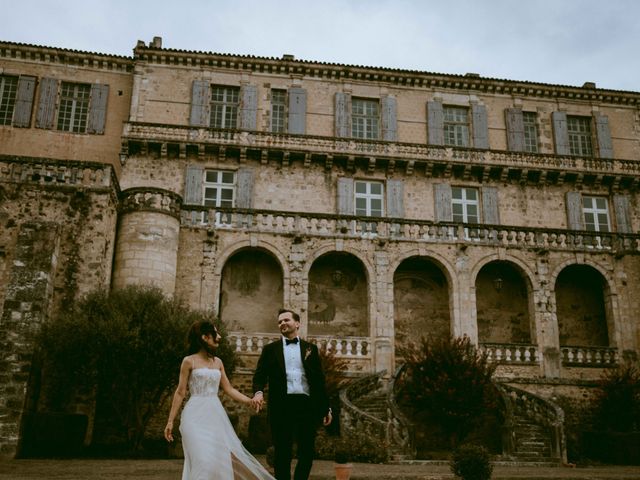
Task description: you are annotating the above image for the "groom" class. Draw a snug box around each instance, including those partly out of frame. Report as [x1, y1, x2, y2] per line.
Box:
[252, 308, 332, 480]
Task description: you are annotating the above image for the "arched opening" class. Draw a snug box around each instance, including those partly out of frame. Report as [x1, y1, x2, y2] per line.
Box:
[476, 261, 532, 344]
[307, 252, 368, 336]
[219, 248, 283, 332]
[555, 264, 610, 346]
[393, 256, 450, 351]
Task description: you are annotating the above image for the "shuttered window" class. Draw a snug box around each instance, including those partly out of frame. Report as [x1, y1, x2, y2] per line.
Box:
[271, 89, 287, 133]
[203, 170, 235, 207]
[352, 98, 379, 139]
[583, 196, 610, 232]
[523, 112, 539, 153]
[452, 187, 479, 223]
[57, 82, 91, 133]
[355, 180, 384, 217]
[210, 86, 240, 129]
[567, 116, 593, 156]
[444, 106, 469, 147]
[0, 75, 18, 125]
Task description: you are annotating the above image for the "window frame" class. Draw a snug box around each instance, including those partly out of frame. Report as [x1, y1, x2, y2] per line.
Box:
[202, 170, 236, 208]
[582, 195, 610, 232]
[0, 75, 18, 126]
[451, 186, 480, 223]
[351, 97, 379, 140]
[354, 180, 384, 217]
[567, 115, 593, 157]
[210, 85, 240, 129]
[270, 88, 287, 133]
[443, 105, 470, 147]
[56, 81, 91, 133]
[522, 111, 539, 153]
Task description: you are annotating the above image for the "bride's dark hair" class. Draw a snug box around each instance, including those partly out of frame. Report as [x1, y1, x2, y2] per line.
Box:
[187, 320, 218, 354]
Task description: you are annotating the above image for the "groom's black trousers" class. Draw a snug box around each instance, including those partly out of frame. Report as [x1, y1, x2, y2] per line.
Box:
[270, 394, 317, 480]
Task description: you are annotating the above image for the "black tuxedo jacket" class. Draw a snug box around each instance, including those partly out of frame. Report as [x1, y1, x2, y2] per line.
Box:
[253, 338, 330, 422]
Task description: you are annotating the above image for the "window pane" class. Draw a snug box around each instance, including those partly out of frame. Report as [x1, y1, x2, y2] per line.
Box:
[351, 98, 379, 139]
[221, 172, 234, 184]
[370, 183, 382, 195]
[220, 188, 233, 201]
[355, 182, 367, 194]
[205, 171, 218, 183]
[466, 189, 477, 200]
[0, 76, 18, 126]
[452, 187, 462, 199]
[57, 82, 90, 133]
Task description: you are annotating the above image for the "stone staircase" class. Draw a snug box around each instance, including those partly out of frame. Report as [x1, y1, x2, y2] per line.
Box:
[352, 390, 388, 421]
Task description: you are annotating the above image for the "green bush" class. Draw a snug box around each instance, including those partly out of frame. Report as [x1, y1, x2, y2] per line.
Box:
[395, 336, 498, 448]
[594, 360, 640, 432]
[450, 444, 493, 480]
[38, 285, 237, 454]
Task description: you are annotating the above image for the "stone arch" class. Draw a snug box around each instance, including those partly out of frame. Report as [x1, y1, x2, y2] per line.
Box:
[393, 255, 452, 351]
[474, 259, 534, 344]
[218, 246, 285, 333]
[554, 263, 612, 347]
[307, 251, 369, 337]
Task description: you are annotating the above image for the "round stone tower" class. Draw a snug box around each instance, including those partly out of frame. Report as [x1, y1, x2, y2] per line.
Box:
[112, 188, 182, 295]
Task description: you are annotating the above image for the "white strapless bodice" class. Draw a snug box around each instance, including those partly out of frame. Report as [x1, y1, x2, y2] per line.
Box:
[188, 368, 220, 397]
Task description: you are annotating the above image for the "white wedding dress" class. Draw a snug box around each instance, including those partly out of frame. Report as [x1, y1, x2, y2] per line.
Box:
[180, 368, 275, 480]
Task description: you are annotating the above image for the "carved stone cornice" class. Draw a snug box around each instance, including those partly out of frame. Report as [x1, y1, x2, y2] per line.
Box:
[119, 187, 182, 218]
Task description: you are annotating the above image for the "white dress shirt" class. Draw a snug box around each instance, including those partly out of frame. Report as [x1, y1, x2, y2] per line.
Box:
[282, 336, 310, 395]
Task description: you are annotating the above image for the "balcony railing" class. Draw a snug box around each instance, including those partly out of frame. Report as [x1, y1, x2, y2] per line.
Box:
[561, 346, 618, 366]
[480, 343, 540, 364]
[228, 333, 371, 359]
[122, 121, 640, 177]
[182, 206, 640, 254]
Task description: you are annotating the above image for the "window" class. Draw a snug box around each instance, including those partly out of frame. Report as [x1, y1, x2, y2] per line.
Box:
[203, 170, 235, 207]
[444, 106, 469, 147]
[210, 86, 240, 129]
[523, 112, 539, 153]
[352, 98, 379, 139]
[56, 82, 91, 133]
[452, 187, 479, 223]
[0, 75, 18, 126]
[355, 180, 384, 217]
[271, 89, 287, 133]
[568, 116, 593, 156]
[583, 196, 610, 232]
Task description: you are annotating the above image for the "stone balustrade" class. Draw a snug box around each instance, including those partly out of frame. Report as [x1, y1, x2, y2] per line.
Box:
[122, 121, 640, 178]
[0, 155, 115, 189]
[227, 333, 371, 358]
[480, 343, 540, 364]
[182, 206, 640, 254]
[560, 346, 618, 366]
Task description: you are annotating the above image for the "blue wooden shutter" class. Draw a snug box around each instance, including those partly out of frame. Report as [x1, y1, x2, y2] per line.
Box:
[87, 84, 109, 134]
[595, 114, 613, 159]
[613, 195, 631, 233]
[335, 92, 351, 137]
[505, 108, 524, 152]
[337, 177, 354, 214]
[35, 77, 58, 129]
[236, 168, 254, 208]
[189, 80, 210, 127]
[481, 187, 500, 224]
[434, 184, 452, 222]
[381, 95, 397, 141]
[386, 179, 404, 218]
[12, 75, 36, 127]
[552, 112, 570, 155]
[288, 87, 307, 134]
[240, 85, 258, 130]
[566, 192, 584, 230]
[427, 100, 444, 145]
[472, 104, 489, 149]
[184, 165, 204, 205]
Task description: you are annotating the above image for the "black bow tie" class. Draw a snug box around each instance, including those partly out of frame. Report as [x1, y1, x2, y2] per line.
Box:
[285, 337, 299, 345]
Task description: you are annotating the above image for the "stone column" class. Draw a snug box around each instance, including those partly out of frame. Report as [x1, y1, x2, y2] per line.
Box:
[0, 222, 60, 457]
[373, 249, 393, 375]
[112, 188, 182, 296]
[534, 254, 561, 378]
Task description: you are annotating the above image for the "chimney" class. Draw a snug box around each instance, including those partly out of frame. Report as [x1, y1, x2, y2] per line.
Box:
[151, 36, 163, 49]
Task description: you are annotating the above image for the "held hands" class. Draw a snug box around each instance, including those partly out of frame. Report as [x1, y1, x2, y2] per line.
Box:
[251, 391, 264, 413]
[164, 421, 174, 442]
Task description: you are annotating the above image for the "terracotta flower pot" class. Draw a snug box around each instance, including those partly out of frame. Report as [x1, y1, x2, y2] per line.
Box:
[334, 462, 352, 480]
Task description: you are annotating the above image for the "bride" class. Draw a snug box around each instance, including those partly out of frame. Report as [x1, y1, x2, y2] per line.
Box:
[165, 320, 275, 480]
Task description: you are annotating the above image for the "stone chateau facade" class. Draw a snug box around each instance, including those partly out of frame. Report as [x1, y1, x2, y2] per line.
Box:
[1, 36, 639, 457]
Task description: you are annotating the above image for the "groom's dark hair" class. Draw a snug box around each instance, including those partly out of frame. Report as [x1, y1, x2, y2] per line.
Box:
[278, 308, 300, 323]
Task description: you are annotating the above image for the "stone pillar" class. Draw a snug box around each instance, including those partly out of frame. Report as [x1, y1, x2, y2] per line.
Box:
[0, 222, 60, 457]
[534, 254, 561, 378]
[112, 188, 182, 296]
[373, 249, 393, 375]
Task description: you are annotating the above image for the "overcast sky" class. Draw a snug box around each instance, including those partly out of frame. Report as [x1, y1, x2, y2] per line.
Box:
[3, 0, 639, 91]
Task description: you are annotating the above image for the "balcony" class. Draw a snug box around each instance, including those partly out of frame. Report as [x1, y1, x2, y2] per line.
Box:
[181, 206, 640, 254]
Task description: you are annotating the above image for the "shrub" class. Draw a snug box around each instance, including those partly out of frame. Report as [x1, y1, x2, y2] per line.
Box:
[594, 360, 640, 432]
[318, 345, 349, 435]
[395, 336, 498, 448]
[450, 444, 493, 480]
[315, 431, 388, 464]
[38, 285, 237, 453]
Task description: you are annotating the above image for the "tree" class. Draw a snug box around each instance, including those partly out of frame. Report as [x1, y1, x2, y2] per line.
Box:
[594, 359, 640, 432]
[395, 336, 498, 448]
[38, 285, 237, 453]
